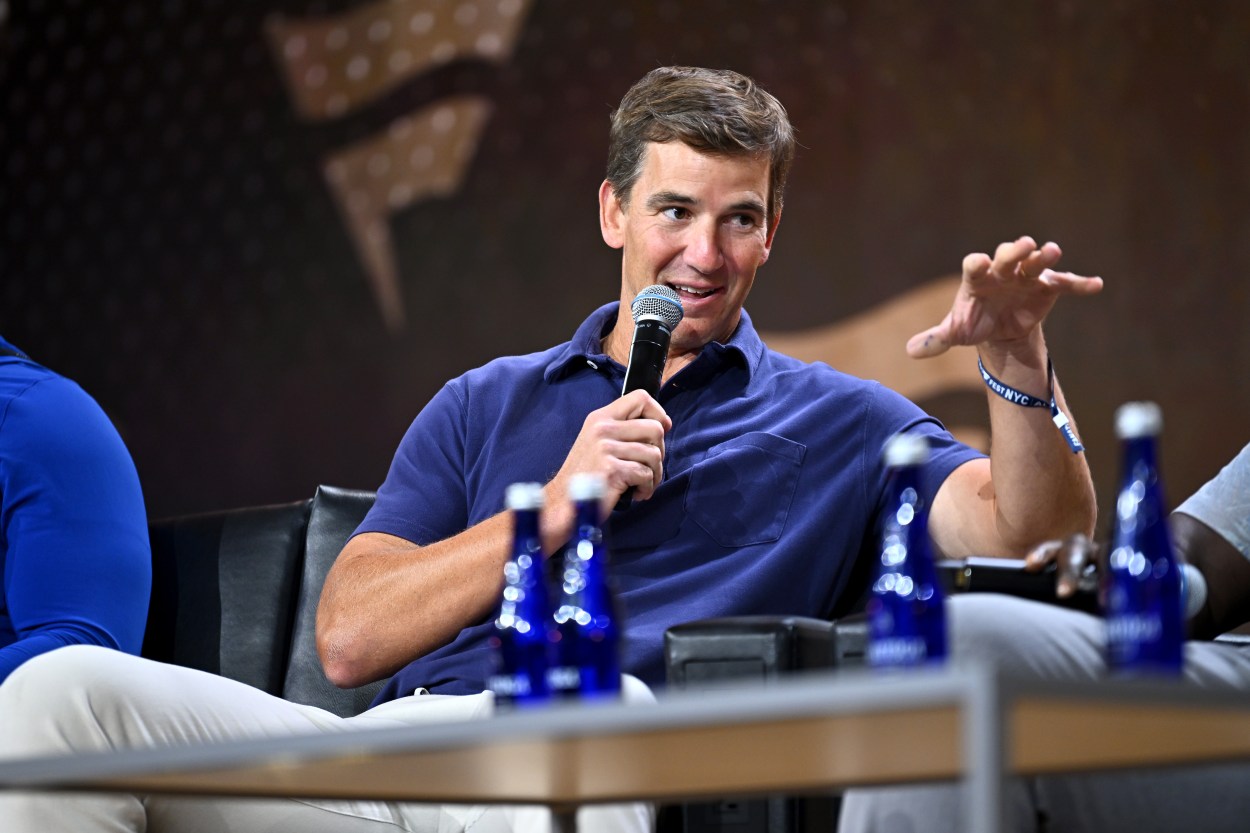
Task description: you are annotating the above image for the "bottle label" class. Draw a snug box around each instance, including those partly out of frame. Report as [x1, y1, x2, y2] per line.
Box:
[1105, 556, 1183, 672]
[546, 665, 582, 694]
[1106, 611, 1164, 647]
[867, 635, 929, 667]
[487, 673, 534, 698]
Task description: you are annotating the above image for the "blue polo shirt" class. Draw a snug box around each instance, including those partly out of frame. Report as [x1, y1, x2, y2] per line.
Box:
[360, 304, 983, 699]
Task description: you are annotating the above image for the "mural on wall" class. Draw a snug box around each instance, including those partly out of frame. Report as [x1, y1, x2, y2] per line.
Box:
[760, 276, 987, 453]
[2, 1, 1247, 524]
[266, 0, 533, 330]
[263, 1, 989, 447]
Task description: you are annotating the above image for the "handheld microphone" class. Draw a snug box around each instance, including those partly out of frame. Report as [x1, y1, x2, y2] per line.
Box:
[616, 285, 683, 510]
[621, 285, 684, 397]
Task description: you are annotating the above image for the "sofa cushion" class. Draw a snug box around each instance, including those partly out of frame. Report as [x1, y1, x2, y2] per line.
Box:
[282, 485, 384, 716]
[144, 499, 310, 695]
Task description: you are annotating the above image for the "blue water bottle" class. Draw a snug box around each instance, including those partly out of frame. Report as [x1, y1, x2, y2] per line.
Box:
[549, 473, 622, 700]
[866, 433, 947, 668]
[1105, 402, 1184, 676]
[488, 482, 553, 708]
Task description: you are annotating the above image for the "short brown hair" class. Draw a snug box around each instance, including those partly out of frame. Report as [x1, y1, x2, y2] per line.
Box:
[606, 66, 796, 225]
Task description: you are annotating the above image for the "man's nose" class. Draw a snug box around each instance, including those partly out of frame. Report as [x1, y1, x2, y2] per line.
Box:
[683, 221, 724, 274]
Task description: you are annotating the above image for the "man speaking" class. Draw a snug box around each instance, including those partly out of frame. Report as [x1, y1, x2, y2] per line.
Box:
[1, 66, 1100, 833]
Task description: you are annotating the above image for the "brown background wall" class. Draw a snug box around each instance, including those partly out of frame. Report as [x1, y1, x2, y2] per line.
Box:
[3, 1, 1248, 539]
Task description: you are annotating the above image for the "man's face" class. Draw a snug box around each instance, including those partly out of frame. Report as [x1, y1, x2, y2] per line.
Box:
[599, 141, 779, 357]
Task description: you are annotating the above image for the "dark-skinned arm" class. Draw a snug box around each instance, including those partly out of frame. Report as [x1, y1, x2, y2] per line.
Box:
[1174, 512, 1250, 640]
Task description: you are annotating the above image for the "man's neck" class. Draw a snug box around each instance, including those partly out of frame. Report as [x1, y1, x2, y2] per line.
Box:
[603, 310, 699, 385]
[601, 305, 636, 367]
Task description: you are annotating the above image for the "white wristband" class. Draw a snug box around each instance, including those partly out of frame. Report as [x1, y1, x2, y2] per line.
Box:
[1182, 562, 1208, 620]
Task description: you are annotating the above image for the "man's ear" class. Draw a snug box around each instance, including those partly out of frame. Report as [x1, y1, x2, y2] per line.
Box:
[599, 180, 625, 250]
[759, 208, 782, 264]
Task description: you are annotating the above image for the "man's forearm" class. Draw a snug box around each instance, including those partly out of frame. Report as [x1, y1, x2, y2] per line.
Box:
[316, 515, 516, 688]
[1174, 513, 1250, 639]
[314, 475, 589, 689]
[978, 332, 1096, 552]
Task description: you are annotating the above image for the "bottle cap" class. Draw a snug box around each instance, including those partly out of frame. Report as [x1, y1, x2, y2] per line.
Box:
[504, 482, 545, 511]
[568, 472, 606, 502]
[882, 432, 930, 467]
[1115, 401, 1163, 439]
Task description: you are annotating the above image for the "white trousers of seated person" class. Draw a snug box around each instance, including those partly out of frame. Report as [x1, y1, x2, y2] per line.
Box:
[0, 645, 654, 833]
[837, 594, 1250, 833]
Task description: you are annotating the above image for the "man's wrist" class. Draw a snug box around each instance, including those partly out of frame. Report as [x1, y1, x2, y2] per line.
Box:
[975, 328, 1048, 375]
[977, 352, 1085, 454]
[539, 486, 575, 556]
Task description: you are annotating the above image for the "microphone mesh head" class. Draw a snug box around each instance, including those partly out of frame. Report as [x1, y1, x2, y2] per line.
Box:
[630, 284, 684, 329]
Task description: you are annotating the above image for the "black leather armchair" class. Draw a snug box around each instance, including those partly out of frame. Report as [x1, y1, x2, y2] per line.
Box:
[142, 484, 383, 716]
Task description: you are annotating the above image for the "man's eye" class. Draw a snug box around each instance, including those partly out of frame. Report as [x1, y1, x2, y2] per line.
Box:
[729, 214, 759, 229]
[662, 207, 690, 221]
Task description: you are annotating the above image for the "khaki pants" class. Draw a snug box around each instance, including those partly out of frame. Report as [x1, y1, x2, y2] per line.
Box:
[0, 645, 654, 833]
[838, 594, 1250, 833]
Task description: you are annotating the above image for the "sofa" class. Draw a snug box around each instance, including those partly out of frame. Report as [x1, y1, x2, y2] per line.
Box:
[141, 484, 384, 717]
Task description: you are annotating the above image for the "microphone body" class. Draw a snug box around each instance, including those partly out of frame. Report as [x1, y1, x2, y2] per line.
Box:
[621, 317, 673, 397]
[615, 285, 683, 510]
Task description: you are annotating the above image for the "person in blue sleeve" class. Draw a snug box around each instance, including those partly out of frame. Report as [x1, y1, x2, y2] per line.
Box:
[0, 335, 151, 685]
[0, 66, 1100, 833]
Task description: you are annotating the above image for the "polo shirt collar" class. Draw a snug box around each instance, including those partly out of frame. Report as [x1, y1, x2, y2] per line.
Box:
[543, 302, 766, 383]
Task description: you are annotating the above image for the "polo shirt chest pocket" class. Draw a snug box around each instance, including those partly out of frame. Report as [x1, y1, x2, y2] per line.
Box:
[683, 432, 806, 548]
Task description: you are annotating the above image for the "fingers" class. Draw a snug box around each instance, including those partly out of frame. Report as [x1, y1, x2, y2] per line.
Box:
[599, 437, 666, 499]
[964, 243, 1041, 291]
[1039, 270, 1105, 296]
[989, 237, 1049, 280]
[906, 321, 952, 359]
[980, 237, 1062, 282]
[616, 389, 673, 430]
[962, 251, 992, 285]
[590, 414, 667, 494]
[991, 237, 1036, 268]
[1025, 533, 1097, 598]
[944, 236, 1099, 352]
[1024, 539, 1062, 572]
[972, 237, 1104, 297]
[1055, 533, 1095, 598]
[556, 393, 671, 506]
[989, 237, 1100, 284]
